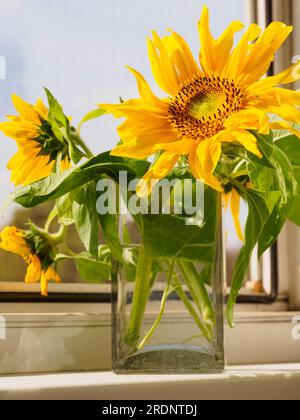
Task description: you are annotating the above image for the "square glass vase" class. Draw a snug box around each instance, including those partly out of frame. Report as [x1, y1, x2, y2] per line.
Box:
[111, 189, 225, 374]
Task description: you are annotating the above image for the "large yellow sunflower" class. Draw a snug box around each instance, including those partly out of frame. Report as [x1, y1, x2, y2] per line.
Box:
[0, 95, 70, 186]
[0, 226, 61, 297]
[102, 6, 300, 196]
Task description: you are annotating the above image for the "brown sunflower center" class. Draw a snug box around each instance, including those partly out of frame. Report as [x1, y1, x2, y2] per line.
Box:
[168, 74, 244, 140]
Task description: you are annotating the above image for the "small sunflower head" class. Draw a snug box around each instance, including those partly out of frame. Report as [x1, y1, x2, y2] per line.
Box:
[0, 224, 61, 296]
[0, 88, 88, 186]
[24, 223, 57, 269]
[35, 115, 70, 165]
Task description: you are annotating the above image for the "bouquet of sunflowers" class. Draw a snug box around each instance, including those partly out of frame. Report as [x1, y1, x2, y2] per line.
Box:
[1, 7, 300, 370]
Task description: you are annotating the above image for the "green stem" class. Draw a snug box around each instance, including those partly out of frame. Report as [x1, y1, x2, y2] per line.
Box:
[37, 224, 67, 246]
[74, 133, 93, 159]
[177, 260, 216, 329]
[48, 224, 68, 245]
[172, 272, 212, 342]
[138, 259, 175, 350]
[62, 243, 78, 257]
[45, 206, 59, 232]
[125, 247, 153, 349]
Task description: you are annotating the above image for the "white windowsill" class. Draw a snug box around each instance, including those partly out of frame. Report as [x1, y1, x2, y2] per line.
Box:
[1, 365, 300, 400]
[0, 311, 300, 374]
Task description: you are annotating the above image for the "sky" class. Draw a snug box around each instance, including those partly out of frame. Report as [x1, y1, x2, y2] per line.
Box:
[0, 0, 247, 241]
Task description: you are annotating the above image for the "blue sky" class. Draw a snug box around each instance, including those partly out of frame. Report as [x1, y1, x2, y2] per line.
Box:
[0, 0, 246, 239]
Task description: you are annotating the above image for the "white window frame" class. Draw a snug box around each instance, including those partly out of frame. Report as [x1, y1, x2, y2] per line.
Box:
[0, 0, 300, 376]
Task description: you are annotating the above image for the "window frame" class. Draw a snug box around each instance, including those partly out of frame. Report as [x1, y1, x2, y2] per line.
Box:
[0, 0, 287, 306]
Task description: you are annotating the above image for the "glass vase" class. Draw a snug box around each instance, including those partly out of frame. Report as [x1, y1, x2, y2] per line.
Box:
[111, 187, 225, 374]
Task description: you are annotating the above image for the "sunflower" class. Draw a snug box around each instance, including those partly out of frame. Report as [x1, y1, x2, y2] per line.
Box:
[0, 226, 61, 297]
[0, 95, 70, 186]
[102, 6, 300, 197]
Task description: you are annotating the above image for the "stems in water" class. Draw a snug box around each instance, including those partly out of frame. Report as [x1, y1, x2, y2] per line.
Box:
[138, 259, 176, 350]
[125, 247, 153, 349]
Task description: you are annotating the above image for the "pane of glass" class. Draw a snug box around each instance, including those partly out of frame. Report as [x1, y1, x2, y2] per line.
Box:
[225, 203, 274, 298]
[0, 0, 252, 293]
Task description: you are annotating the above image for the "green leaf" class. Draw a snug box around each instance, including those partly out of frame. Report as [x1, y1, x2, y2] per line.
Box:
[223, 133, 275, 169]
[56, 191, 77, 226]
[141, 187, 218, 262]
[45, 88, 68, 129]
[68, 143, 84, 165]
[228, 133, 298, 324]
[289, 195, 300, 226]
[275, 135, 300, 166]
[56, 253, 110, 283]
[44, 88, 89, 164]
[5, 152, 141, 209]
[276, 136, 300, 227]
[256, 134, 297, 256]
[227, 190, 270, 327]
[73, 182, 99, 258]
[78, 108, 106, 132]
[75, 257, 110, 283]
[288, 168, 300, 226]
[248, 164, 276, 192]
[98, 213, 123, 262]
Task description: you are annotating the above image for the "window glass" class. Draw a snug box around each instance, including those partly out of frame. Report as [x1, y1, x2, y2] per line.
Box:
[0, 0, 249, 289]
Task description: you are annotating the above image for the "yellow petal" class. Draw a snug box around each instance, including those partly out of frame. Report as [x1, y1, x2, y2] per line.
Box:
[153, 139, 194, 154]
[269, 88, 300, 106]
[147, 34, 179, 95]
[12, 94, 41, 124]
[0, 226, 30, 256]
[137, 152, 179, 197]
[248, 61, 300, 94]
[163, 30, 200, 83]
[236, 22, 293, 85]
[61, 158, 71, 171]
[111, 139, 155, 160]
[224, 108, 270, 135]
[247, 87, 300, 109]
[199, 5, 244, 75]
[40, 267, 61, 297]
[126, 66, 164, 110]
[40, 272, 48, 297]
[219, 129, 262, 158]
[270, 122, 300, 139]
[35, 98, 48, 120]
[6, 115, 23, 122]
[25, 255, 42, 284]
[111, 126, 175, 159]
[223, 24, 261, 80]
[45, 266, 61, 283]
[224, 193, 230, 210]
[230, 189, 244, 241]
[0, 121, 38, 140]
[8, 149, 54, 186]
[268, 104, 300, 125]
[189, 141, 223, 192]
